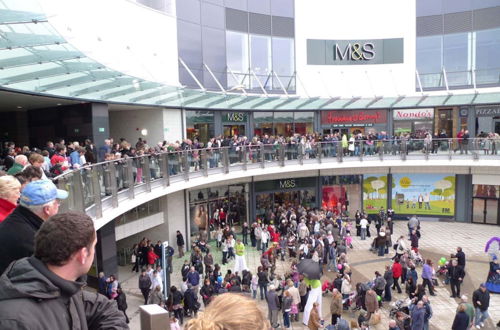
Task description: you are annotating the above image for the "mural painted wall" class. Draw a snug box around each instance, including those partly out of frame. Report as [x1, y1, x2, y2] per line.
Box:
[391, 174, 455, 216]
[363, 175, 390, 214]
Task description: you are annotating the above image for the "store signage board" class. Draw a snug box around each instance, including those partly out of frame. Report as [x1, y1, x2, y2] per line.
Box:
[321, 110, 387, 125]
[223, 112, 247, 122]
[476, 106, 500, 117]
[255, 177, 317, 192]
[393, 108, 434, 120]
[307, 38, 404, 65]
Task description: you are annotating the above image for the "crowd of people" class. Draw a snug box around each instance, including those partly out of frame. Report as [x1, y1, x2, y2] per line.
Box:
[129, 204, 495, 330]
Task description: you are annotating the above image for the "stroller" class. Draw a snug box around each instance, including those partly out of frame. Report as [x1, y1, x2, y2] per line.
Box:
[389, 298, 411, 319]
[409, 249, 423, 267]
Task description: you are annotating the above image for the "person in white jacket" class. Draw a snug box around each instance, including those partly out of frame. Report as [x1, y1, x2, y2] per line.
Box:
[261, 228, 269, 251]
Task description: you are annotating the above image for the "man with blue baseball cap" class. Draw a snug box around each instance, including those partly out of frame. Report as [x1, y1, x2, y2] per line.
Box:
[0, 179, 68, 274]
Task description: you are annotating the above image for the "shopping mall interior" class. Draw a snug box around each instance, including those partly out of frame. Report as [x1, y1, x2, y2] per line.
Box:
[0, 0, 499, 329]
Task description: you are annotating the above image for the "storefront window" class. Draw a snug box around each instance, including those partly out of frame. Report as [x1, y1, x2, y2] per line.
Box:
[189, 184, 248, 241]
[472, 185, 499, 225]
[254, 112, 274, 136]
[274, 112, 294, 136]
[294, 112, 314, 135]
[186, 111, 214, 143]
[322, 175, 362, 216]
[393, 109, 434, 138]
[443, 33, 471, 86]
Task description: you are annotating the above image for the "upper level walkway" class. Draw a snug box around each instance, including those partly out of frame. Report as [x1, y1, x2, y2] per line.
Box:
[55, 138, 500, 229]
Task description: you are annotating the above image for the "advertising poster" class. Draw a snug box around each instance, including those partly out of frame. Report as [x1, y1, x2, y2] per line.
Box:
[391, 174, 455, 216]
[363, 175, 390, 214]
[190, 203, 209, 240]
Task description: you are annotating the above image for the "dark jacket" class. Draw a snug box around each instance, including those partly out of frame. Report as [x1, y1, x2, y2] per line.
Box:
[138, 274, 152, 290]
[176, 233, 185, 247]
[455, 251, 466, 267]
[410, 305, 425, 330]
[452, 311, 469, 330]
[0, 206, 44, 274]
[266, 290, 280, 311]
[116, 292, 128, 311]
[0, 257, 128, 330]
[184, 288, 198, 310]
[447, 265, 465, 281]
[472, 288, 490, 311]
[384, 269, 394, 286]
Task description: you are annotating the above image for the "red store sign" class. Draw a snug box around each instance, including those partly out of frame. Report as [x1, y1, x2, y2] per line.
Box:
[321, 110, 388, 126]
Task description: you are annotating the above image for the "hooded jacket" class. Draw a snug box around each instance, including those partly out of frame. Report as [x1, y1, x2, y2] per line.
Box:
[0, 257, 128, 330]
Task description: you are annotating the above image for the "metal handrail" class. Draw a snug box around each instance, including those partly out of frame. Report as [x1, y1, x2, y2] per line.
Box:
[54, 137, 500, 220]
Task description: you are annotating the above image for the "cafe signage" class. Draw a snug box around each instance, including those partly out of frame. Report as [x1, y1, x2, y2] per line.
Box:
[476, 106, 500, 117]
[321, 110, 387, 126]
[393, 108, 434, 120]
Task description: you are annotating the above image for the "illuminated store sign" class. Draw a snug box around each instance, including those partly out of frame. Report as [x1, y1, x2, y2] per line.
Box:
[307, 38, 404, 65]
[321, 110, 387, 127]
[393, 108, 434, 120]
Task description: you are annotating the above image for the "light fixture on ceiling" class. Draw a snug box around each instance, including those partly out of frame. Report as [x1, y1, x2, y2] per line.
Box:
[141, 129, 148, 136]
[16, 106, 22, 109]
[56, 103, 62, 106]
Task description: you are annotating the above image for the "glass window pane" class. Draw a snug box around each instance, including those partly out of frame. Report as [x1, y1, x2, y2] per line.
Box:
[186, 111, 214, 143]
[226, 31, 249, 88]
[294, 111, 314, 135]
[443, 33, 469, 71]
[250, 35, 271, 89]
[272, 37, 294, 89]
[475, 28, 500, 84]
[416, 35, 442, 74]
[253, 112, 273, 136]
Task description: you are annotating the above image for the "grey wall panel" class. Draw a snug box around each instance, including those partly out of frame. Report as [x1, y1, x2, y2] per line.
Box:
[270, 0, 294, 17]
[203, 0, 223, 5]
[443, 0, 472, 14]
[177, 0, 201, 23]
[177, 20, 203, 67]
[272, 16, 294, 38]
[202, 27, 227, 72]
[224, 0, 247, 11]
[249, 12, 272, 35]
[443, 11, 472, 33]
[226, 8, 248, 32]
[179, 66, 204, 88]
[417, 0, 443, 17]
[248, 0, 271, 15]
[201, 1, 225, 28]
[203, 67, 227, 90]
[417, 15, 443, 36]
[473, 6, 500, 30]
[472, 0, 500, 10]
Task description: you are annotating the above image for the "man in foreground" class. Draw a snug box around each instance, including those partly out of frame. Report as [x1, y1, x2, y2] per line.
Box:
[0, 212, 128, 329]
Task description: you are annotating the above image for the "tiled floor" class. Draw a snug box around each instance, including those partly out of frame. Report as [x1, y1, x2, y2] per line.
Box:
[119, 221, 500, 329]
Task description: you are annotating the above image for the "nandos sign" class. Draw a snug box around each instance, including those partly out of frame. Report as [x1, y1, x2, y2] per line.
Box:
[307, 38, 404, 65]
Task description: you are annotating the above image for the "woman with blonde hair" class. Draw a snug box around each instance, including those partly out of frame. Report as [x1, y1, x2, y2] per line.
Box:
[184, 293, 271, 330]
[0, 175, 21, 222]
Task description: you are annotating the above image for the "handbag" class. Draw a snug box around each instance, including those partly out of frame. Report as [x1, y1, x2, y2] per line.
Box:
[393, 243, 398, 250]
[131, 254, 136, 264]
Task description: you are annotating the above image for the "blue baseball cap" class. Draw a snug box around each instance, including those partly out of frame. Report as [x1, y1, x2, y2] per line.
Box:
[20, 180, 68, 206]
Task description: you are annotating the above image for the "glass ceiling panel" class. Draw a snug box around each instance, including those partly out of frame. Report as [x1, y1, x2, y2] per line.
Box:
[391, 96, 424, 108]
[419, 95, 449, 106]
[443, 94, 476, 106]
[473, 93, 500, 104]
[367, 97, 400, 108]
[0, 2, 499, 111]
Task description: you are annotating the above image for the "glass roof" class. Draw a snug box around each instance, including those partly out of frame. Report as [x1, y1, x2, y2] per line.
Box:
[0, 0, 500, 111]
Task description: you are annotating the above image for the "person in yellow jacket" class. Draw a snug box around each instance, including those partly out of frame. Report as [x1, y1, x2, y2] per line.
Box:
[234, 239, 248, 273]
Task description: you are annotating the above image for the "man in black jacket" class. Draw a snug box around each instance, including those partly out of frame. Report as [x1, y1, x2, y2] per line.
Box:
[0, 212, 128, 329]
[138, 269, 152, 305]
[448, 259, 466, 298]
[456, 247, 466, 268]
[472, 283, 490, 328]
[0, 179, 68, 274]
[176, 230, 185, 258]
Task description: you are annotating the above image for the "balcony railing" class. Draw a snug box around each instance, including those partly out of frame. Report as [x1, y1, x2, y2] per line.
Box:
[54, 138, 500, 220]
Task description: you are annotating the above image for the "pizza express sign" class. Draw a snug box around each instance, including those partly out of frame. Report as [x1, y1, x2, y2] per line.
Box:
[393, 108, 434, 120]
[307, 38, 404, 65]
[475, 106, 500, 117]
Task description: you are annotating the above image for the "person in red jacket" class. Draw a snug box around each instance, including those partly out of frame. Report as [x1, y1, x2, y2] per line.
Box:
[391, 258, 403, 294]
[0, 175, 21, 222]
[147, 247, 159, 266]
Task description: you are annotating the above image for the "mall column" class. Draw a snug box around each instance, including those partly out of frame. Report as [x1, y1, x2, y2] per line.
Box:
[95, 220, 118, 282]
[91, 102, 110, 157]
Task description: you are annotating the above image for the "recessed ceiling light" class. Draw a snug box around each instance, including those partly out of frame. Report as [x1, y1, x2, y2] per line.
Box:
[16, 106, 22, 109]
[57, 103, 62, 106]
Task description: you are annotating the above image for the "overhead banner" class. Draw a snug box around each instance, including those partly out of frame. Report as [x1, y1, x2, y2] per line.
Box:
[393, 108, 434, 120]
[391, 174, 455, 216]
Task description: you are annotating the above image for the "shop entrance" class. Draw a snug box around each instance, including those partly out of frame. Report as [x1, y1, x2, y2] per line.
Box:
[495, 120, 500, 134]
[472, 184, 500, 225]
[223, 124, 245, 137]
[255, 189, 317, 220]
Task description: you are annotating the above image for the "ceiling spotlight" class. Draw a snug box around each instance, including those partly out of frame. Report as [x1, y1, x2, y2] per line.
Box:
[16, 106, 22, 109]
[56, 103, 62, 106]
